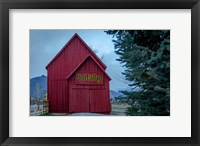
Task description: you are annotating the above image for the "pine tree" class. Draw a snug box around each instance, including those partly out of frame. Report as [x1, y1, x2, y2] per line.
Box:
[106, 30, 170, 116]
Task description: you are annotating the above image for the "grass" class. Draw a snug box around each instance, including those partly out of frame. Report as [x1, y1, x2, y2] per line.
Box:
[111, 103, 131, 116]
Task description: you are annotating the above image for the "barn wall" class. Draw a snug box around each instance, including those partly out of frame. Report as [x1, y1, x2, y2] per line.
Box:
[105, 77, 111, 112]
[68, 57, 111, 113]
[47, 36, 110, 113]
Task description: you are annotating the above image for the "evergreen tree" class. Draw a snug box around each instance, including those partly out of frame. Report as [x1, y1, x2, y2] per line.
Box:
[106, 30, 170, 116]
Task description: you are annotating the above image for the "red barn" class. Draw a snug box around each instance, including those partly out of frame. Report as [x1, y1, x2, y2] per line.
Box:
[46, 33, 111, 114]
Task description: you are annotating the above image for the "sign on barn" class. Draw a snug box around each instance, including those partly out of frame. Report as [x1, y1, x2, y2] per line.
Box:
[46, 33, 111, 114]
[76, 72, 103, 84]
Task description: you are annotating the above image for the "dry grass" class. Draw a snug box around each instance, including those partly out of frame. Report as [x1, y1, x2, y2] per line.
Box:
[111, 103, 130, 116]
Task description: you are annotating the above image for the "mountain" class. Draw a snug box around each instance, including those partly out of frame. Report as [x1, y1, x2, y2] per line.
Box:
[110, 90, 124, 99]
[30, 75, 47, 98]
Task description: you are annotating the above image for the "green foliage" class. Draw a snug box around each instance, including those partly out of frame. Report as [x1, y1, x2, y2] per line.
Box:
[106, 30, 170, 116]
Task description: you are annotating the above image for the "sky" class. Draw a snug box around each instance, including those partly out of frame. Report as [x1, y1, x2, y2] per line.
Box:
[30, 30, 130, 91]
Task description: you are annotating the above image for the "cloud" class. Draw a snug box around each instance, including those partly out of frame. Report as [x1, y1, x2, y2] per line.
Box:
[30, 30, 128, 91]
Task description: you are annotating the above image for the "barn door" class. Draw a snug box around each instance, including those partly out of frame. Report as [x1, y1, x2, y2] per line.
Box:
[69, 89, 89, 113]
[89, 89, 106, 113]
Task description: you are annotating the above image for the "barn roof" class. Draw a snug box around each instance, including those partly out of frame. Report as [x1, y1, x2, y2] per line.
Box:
[66, 54, 111, 80]
[46, 33, 107, 69]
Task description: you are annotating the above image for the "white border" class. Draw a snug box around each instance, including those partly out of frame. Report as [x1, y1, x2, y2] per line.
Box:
[9, 9, 191, 137]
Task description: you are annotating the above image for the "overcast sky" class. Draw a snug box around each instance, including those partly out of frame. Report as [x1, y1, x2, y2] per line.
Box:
[30, 30, 130, 91]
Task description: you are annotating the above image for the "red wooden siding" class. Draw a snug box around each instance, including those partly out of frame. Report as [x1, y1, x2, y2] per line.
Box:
[46, 33, 111, 114]
[68, 56, 111, 113]
[70, 89, 90, 112]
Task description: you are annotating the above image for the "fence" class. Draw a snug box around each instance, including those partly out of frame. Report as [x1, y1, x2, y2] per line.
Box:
[30, 98, 49, 116]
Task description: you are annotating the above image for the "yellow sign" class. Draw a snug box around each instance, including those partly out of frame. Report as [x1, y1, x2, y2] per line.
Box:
[76, 73, 103, 84]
